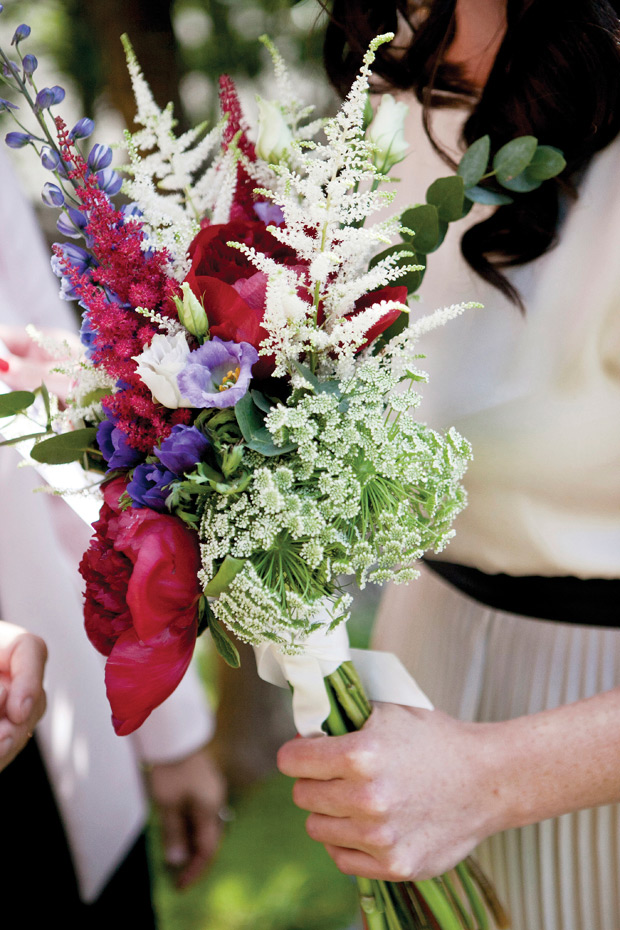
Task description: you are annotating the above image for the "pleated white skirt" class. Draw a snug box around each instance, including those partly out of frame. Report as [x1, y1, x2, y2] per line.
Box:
[373, 565, 620, 930]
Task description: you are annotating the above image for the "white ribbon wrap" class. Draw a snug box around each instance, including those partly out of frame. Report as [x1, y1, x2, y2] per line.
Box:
[254, 624, 433, 737]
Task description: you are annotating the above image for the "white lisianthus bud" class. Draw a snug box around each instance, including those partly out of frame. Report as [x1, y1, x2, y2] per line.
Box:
[173, 282, 209, 339]
[255, 97, 293, 164]
[367, 93, 409, 172]
[132, 332, 194, 408]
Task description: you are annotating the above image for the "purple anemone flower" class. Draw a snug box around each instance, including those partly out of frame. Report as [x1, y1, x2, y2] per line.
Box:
[127, 462, 176, 511]
[177, 337, 258, 410]
[97, 415, 143, 470]
[155, 425, 210, 475]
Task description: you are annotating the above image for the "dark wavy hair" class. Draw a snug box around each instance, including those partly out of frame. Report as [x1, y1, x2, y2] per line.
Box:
[323, 0, 620, 304]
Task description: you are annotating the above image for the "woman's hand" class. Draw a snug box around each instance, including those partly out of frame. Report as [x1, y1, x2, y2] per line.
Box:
[147, 744, 227, 888]
[0, 622, 48, 772]
[0, 323, 81, 402]
[277, 703, 502, 881]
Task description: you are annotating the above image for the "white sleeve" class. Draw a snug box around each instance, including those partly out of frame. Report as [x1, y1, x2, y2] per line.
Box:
[129, 658, 215, 765]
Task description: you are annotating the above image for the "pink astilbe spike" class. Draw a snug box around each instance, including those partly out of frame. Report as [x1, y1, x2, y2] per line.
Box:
[218, 74, 258, 221]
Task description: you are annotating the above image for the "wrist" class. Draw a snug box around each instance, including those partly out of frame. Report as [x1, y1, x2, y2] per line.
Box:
[469, 718, 535, 839]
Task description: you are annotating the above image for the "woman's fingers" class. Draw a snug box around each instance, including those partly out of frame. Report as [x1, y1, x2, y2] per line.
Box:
[0, 626, 47, 726]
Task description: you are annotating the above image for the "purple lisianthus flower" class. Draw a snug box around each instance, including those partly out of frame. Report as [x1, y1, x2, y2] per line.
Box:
[127, 462, 176, 511]
[254, 200, 285, 226]
[177, 337, 258, 410]
[155, 425, 210, 475]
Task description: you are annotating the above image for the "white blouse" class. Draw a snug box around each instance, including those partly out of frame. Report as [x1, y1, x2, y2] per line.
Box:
[392, 99, 620, 578]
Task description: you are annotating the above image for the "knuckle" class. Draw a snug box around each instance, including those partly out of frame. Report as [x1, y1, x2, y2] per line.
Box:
[366, 822, 397, 852]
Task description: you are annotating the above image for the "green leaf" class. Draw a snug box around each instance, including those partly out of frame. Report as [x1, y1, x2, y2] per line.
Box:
[372, 311, 409, 353]
[209, 614, 241, 668]
[369, 244, 424, 293]
[526, 144, 566, 180]
[457, 134, 490, 188]
[399, 203, 440, 253]
[250, 389, 274, 413]
[197, 595, 213, 637]
[425, 175, 465, 223]
[464, 185, 513, 206]
[493, 135, 537, 182]
[290, 360, 320, 392]
[0, 390, 36, 418]
[498, 169, 542, 193]
[30, 427, 98, 464]
[235, 391, 296, 456]
[204, 555, 246, 597]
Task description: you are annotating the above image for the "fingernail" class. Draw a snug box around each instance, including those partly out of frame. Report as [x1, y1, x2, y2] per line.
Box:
[165, 846, 187, 867]
[0, 359, 9, 373]
[21, 697, 33, 719]
[0, 735, 13, 754]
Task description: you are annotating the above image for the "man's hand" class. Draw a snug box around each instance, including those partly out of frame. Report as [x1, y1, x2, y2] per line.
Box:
[147, 745, 227, 888]
[0, 622, 47, 772]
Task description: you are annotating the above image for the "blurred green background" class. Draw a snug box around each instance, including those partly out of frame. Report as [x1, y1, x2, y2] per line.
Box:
[0, 4, 381, 927]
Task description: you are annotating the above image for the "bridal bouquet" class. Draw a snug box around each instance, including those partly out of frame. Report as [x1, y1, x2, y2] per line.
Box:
[0, 10, 565, 927]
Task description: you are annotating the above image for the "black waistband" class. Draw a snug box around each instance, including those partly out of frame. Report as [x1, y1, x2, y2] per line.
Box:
[424, 560, 620, 627]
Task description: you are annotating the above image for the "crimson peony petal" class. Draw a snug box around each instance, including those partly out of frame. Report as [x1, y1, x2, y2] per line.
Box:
[125, 523, 202, 641]
[105, 622, 197, 735]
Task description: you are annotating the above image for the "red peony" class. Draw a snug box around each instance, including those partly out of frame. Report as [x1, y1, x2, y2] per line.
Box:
[184, 218, 303, 378]
[80, 477, 202, 735]
[183, 220, 408, 378]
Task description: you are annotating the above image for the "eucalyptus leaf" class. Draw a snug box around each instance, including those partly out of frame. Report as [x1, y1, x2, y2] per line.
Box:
[0, 390, 36, 418]
[526, 145, 566, 180]
[208, 614, 241, 668]
[204, 555, 246, 597]
[235, 391, 296, 457]
[464, 186, 513, 206]
[290, 360, 320, 392]
[30, 427, 98, 464]
[493, 135, 537, 182]
[399, 203, 440, 253]
[457, 135, 490, 188]
[498, 169, 542, 193]
[250, 389, 274, 413]
[425, 175, 465, 223]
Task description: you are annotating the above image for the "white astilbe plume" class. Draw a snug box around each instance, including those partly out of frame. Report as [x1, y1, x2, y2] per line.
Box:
[119, 34, 226, 274]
